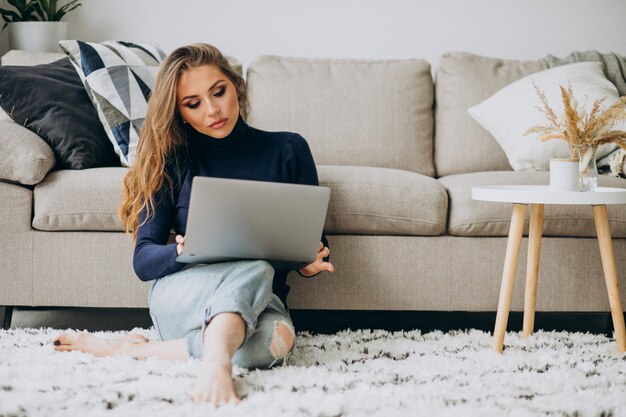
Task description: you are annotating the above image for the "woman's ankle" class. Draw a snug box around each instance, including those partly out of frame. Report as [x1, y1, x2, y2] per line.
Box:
[202, 353, 232, 369]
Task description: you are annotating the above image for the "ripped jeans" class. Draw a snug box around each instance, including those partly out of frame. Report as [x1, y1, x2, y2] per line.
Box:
[148, 260, 295, 368]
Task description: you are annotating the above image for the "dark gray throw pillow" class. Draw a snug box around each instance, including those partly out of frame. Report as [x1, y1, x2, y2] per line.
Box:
[0, 58, 120, 169]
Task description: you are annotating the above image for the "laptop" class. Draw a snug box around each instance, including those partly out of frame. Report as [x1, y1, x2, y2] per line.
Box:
[176, 176, 331, 270]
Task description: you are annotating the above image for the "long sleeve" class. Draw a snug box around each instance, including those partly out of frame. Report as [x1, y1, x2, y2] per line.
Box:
[132, 182, 185, 281]
[284, 134, 330, 272]
[284, 134, 320, 187]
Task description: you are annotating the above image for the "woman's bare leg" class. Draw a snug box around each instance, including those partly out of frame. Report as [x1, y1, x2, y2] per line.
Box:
[187, 312, 245, 406]
[122, 333, 150, 343]
[52, 332, 188, 362]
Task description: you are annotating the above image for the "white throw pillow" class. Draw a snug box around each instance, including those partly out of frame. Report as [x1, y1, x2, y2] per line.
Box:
[467, 62, 620, 171]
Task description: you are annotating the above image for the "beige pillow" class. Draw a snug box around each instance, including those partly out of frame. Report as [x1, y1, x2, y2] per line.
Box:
[0, 120, 55, 185]
[247, 56, 435, 176]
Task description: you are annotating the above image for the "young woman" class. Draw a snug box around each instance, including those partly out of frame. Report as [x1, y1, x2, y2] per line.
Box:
[52, 43, 334, 406]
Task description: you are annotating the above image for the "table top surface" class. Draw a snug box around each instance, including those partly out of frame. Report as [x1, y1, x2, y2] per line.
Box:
[471, 185, 626, 205]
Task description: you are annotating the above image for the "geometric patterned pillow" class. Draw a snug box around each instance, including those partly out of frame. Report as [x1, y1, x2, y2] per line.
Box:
[59, 40, 166, 166]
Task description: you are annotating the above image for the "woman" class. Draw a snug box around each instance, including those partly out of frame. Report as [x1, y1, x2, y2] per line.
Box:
[52, 43, 334, 406]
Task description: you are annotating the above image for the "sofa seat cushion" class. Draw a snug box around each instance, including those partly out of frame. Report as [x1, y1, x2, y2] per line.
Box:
[439, 171, 626, 237]
[33, 168, 127, 231]
[319, 165, 448, 235]
[33, 165, 448, 235]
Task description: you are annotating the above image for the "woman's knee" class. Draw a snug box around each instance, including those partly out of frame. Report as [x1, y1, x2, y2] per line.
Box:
[269, 321, 295, 360]
[232, 318, 295, 369]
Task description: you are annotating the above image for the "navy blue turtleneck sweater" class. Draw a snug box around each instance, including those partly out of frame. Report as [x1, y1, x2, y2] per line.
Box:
[132, 117, 327, 305]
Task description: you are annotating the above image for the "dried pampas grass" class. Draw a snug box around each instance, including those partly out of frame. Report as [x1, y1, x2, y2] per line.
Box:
[524, 83, 626, 160]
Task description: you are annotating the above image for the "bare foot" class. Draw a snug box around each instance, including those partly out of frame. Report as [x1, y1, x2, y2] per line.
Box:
[52, 332, 130, 357]
[187, 362, 240, 406]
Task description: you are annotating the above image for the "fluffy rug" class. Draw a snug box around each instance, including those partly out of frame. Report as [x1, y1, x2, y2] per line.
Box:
[1, 327, 625, 417]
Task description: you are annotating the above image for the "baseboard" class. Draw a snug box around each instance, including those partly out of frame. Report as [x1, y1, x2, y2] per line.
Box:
[8, 307, 618, 336]
[289, 310, 616, 336]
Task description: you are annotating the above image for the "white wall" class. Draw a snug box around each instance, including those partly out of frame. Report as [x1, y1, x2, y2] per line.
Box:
[2, 0, 625, 71]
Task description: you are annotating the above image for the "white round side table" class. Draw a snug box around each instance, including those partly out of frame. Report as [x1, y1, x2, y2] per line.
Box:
[471, 185, 626, 353]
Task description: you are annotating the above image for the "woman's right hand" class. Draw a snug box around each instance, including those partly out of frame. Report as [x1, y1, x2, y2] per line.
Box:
[175, 234, 186, 255]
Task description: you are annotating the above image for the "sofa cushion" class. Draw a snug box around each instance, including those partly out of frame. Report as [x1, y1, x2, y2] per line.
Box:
[435, 52, 544, 176]
[33, 165, 448, 236]
[59, 40, 166, 167]
[0, 50, 64, 66]
[319, 165, 447, 235]
[33, 168, 127, 231]
[247, 56, 435, 176]
[439, 171, 626, 237]
[0, 121, 55, 185]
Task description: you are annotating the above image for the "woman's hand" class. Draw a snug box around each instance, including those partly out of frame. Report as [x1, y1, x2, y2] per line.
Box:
[175, 234, 186, 256]
[299, 242, 334, 277]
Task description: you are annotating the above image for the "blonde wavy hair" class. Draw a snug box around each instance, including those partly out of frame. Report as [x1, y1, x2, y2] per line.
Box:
[119, 43, 248, 240]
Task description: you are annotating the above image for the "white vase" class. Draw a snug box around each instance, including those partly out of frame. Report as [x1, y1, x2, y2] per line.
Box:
[550, 158, 579, 191]
[7, 21, 68, 52]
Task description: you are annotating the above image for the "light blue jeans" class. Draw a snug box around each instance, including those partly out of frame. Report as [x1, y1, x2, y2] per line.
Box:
[148, 260, 295, 368]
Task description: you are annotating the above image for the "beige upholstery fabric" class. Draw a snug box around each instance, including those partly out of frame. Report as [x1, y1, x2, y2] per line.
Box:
[0, 182, 33, 305]
[8, 230, 626, 311]
[1, 50, 65, 66]
[319, 165, 447, 235]
[288, 236, 450, 310]
[445, 236, 626, 312]
[33, 165, 447, 235]
[0, 108, 12, 120]
[0, 121, 55, 185]
[32, 231, 145, 307]
[434, 52, 544, 176]
[247, 56, 435, 176]
[286, 235, 626, 311]
[439, 171, 626, 237]
[33, 168, 127, 231]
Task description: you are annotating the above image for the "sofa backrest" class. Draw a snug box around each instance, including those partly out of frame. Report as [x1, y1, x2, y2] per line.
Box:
[246, 56, 435, 176]
[0, 50, 65, 66]
[434, 52, 545, 176]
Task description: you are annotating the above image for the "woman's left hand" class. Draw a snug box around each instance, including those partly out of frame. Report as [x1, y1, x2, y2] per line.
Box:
[299, 242, 335, 277]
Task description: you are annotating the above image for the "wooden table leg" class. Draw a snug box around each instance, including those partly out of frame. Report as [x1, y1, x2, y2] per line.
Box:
[592, 204, 626, 353]
[523, 204, 544, 337]
[493, 203, 527, 353]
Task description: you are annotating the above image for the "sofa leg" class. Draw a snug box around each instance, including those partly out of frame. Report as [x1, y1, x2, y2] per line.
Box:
[0, 306, 13, 330]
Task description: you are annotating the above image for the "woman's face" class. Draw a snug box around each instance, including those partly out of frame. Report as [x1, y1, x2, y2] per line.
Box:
[176, 64, 240, 138]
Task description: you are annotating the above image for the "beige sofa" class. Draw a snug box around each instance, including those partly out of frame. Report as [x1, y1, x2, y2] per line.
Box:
[2, 50, 626, 330]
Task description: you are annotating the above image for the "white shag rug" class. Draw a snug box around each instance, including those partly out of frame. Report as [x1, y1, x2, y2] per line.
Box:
[1, 328, 625, 417]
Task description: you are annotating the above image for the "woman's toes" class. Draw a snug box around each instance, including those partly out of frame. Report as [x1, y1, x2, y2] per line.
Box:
[52, 333, 79, 351]
[54, 344, 74, 352]
[52, 332, 75, 346]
